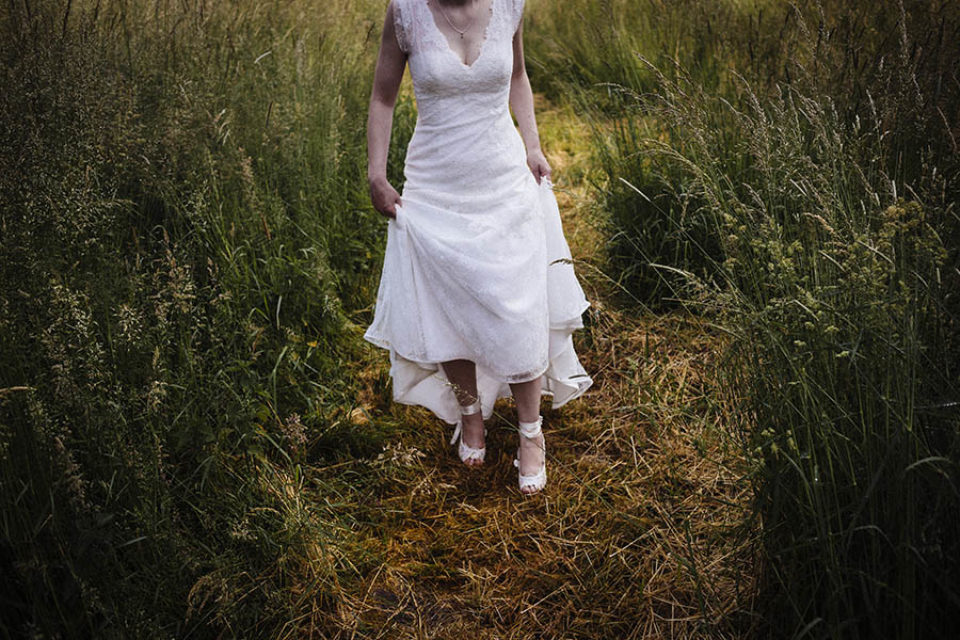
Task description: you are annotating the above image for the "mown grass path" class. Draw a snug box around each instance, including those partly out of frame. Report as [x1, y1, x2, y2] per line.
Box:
[326, 96, 757, 639]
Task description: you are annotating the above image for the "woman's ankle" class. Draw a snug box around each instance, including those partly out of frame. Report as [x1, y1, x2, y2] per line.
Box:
[460, 410, 485, 446]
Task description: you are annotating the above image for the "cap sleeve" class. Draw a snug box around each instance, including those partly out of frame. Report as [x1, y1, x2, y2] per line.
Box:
[392, 0, 409, 54]
[511, 0, 525, 34]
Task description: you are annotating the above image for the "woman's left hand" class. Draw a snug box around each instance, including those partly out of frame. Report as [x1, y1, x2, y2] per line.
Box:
[526, 148, 551, 184]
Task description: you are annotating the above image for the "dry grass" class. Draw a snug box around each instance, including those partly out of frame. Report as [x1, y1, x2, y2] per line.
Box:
[294, 98, 761, 639]
[322, 301, 757, 639]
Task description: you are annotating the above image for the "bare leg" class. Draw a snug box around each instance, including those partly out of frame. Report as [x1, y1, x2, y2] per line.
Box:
[509, 375, 544, 493]
[441, 359, 485, 466]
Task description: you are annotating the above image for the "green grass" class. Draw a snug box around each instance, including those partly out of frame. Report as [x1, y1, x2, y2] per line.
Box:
[670, 76, 960, 636]
[543, 0, 960, 636]
[0, 0, 412, 635]
[3, 0, 960, 637]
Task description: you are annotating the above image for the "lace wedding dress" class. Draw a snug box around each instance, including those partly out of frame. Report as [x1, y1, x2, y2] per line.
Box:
[364, 0, 593, 425]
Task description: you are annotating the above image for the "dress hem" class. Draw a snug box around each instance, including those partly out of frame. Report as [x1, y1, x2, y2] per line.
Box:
[362, 299, 590, 384]
[362, 312, 593, 426]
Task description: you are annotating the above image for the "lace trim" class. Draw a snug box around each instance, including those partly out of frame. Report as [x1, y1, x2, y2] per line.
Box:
[393, 0, 408, 53]
[413, 0, 507, 63]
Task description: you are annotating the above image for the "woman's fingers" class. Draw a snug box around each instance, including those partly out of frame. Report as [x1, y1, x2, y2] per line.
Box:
[526, 149, 551, 184]
[530, 160, 543, 184]
[371, 180, 402, 219]
[536, 160, 551, 183]
[387, 193, 401, 219]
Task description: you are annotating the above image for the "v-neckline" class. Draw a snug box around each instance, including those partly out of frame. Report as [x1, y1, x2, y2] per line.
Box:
[424, 0, 495, 69]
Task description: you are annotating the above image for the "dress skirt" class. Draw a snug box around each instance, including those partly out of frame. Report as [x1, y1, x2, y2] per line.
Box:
[363, 162, 593, 425]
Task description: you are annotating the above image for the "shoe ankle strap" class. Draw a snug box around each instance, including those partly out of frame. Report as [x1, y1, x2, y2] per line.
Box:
[459, 399, 481, 416]
[518, 416, 542, 438]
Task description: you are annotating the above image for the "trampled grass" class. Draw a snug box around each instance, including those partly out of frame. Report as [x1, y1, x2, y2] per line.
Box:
[329, 314, 756, 639]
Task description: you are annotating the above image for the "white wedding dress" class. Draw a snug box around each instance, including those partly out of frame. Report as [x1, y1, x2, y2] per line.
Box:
[363, 0, 593, 425]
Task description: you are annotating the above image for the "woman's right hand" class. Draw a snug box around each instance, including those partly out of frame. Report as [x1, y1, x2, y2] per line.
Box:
[369, 176, 402, 219]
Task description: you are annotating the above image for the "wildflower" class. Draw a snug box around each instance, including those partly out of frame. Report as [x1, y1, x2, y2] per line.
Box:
[281, 413, 307, 450]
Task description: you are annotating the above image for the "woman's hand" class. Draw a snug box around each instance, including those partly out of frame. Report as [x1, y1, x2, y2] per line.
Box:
[369, 176, 402, 219]
[526, 148, 551, 184]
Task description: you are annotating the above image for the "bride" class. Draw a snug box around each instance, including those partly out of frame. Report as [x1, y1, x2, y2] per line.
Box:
[364, 0, 592, 495]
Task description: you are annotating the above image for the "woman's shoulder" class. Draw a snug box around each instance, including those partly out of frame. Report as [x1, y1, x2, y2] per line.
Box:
[389, 0, 419, 27]
[388, 0, 408, 19]
[390, 0, 418, 15]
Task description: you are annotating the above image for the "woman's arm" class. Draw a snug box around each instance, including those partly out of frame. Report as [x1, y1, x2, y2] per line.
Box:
[508, 13, 551, 184]
[367, 1, 407, 219]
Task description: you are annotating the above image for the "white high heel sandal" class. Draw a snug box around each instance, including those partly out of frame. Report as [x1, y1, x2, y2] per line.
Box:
[513, 416, 546, 494]
[449, 399, 486, 466]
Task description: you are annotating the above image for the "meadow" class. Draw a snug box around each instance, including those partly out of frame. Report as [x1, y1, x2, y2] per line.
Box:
[1, 0, 958, 638]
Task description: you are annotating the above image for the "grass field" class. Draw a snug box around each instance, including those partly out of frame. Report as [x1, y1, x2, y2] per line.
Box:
[2, 0, 959, 638]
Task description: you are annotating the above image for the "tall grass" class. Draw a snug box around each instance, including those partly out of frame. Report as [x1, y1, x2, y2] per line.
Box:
[525, 0, 782, 105]
[671, 75, 960, 637]
[0, 0, 413, 635]
[554, 0, 960, 635]
[525, 0, 787, 304]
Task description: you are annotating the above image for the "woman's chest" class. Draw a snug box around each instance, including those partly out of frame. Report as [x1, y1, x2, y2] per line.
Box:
[408, 31, 513, 96]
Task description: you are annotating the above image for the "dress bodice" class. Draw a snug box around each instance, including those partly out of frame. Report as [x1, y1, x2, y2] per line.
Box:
[393, 0, 524, 130]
